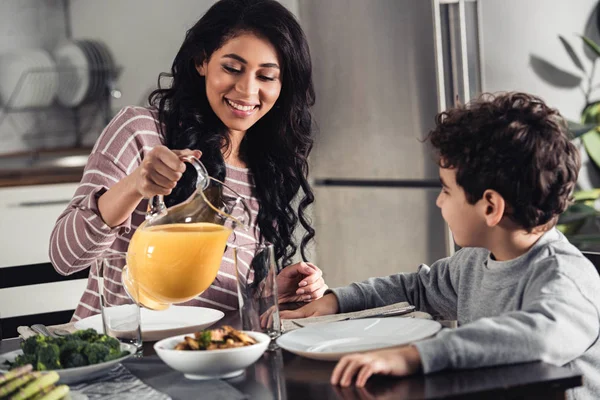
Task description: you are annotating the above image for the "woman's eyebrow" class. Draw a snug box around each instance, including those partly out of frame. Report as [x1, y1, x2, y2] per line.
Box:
[222, 53, 279, 69]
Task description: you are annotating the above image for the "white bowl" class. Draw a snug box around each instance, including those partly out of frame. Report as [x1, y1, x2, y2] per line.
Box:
[154, 331, 270, 380]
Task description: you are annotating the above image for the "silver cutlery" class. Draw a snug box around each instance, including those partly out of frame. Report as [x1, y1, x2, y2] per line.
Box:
[290, 305, 416, 328]
[31, 324, 70, 338]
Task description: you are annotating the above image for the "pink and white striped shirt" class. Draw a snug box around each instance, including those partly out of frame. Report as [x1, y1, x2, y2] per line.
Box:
[49, 106, 260, 321]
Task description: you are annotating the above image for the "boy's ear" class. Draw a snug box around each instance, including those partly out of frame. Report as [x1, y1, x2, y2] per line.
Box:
[481, 189, 505, 227]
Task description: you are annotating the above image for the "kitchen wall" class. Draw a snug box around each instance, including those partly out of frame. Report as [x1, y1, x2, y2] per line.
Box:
[0, 0, 299, 156]
[0, 0, 73, 154]
[69, 0, 299, 112]
[480, 0, 599, 121]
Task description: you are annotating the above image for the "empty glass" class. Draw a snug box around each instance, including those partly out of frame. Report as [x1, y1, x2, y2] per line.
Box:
[96, 252, 142, 349]
[234, 243, 280, 350]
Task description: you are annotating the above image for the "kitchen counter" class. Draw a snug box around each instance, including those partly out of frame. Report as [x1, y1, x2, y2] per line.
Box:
[0, 147, 91, 187]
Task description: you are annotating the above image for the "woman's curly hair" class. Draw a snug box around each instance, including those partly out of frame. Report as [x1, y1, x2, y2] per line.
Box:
[426, 92, 581, 231]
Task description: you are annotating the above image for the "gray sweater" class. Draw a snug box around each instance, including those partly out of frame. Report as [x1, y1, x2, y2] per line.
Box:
[331, 229, 600, 400]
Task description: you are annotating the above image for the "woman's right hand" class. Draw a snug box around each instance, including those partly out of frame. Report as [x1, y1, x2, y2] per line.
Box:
[133, 146, 202, 198]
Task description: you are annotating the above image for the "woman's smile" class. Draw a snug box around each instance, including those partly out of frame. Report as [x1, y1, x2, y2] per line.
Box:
[225, 98, 259, 117]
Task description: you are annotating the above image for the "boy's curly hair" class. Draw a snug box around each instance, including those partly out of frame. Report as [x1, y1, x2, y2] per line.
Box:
[427, 92, 581, 231]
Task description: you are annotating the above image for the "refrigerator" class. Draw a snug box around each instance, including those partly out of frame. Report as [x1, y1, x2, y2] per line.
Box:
[296, 0, 472, 287]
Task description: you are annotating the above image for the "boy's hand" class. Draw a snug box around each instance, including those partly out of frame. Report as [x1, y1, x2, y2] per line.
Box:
[279, 293, 340, 319]
[331, 346, 422, 387]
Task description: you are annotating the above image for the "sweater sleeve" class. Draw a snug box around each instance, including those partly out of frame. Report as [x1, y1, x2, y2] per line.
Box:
[414, 260, 600, 374]
[48, 106, 159, 275]
[330, 255, 460, 319]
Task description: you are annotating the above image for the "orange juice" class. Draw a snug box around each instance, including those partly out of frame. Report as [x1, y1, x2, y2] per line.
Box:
[124, 222, 232, 309]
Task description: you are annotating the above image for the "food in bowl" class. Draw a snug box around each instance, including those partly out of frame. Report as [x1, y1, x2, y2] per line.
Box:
[154, 329, 271, 380]
[174, 325, 257, 351]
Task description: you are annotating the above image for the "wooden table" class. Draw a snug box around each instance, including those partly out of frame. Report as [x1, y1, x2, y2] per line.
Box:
[0, 310, 583, 400]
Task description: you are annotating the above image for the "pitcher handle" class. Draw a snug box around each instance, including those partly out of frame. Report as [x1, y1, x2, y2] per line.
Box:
[147, 155, 209, 220]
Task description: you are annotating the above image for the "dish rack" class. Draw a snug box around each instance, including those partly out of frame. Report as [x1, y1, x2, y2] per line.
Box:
[0, 64, 122, 148]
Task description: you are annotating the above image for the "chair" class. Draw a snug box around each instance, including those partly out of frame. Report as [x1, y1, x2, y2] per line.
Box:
[581, 251, 600, 275]
[0, 263, 89, 339]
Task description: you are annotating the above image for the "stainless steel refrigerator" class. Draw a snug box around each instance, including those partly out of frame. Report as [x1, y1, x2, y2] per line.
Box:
[297, 0, 474, 287]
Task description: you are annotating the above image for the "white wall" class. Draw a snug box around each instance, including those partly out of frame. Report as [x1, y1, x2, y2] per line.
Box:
[480, 0, 599, 121]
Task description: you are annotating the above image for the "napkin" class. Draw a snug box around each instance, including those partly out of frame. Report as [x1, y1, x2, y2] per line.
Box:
[281, 301, 434, 332]
[70, 364, 171, 400]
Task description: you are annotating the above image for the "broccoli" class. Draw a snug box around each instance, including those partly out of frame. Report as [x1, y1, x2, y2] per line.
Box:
[62, 352, 88, 368]
[73, 329, 100, 342]
[104, 350, 130, 362]
[95, 335, 120, 352]
[83, 342, 110, 365]
[12, 352, 36, 368]
[21, 335, 49, 356]
[36, 343, 61, 371]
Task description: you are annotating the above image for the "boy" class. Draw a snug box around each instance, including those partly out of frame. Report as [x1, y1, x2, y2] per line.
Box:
[281, 92, 600, 399]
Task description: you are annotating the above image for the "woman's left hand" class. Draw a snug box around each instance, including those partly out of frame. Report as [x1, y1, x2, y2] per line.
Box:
[276, 262, 328, 303]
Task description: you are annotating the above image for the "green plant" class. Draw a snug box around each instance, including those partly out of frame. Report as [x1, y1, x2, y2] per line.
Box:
[553, 35, 600, 249]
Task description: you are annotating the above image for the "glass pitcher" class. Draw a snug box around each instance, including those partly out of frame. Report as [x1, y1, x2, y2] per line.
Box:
[122, 155, 251, 310]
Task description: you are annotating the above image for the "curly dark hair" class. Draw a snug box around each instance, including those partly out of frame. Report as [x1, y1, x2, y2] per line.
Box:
[148, 0, 315, 267]
[426, 92, 580, 231]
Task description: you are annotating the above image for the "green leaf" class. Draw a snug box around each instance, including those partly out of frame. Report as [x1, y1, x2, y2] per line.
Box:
[563, 233, 600, 244]
[558, 203, 598, 224]
[581, 101, 600, 124]
[573, 189, 600, 202]
[581, 129, 600, 169]
[567, 120, 597, 137]
[559, 35, 586, 72]
[581, 35, 600, 58]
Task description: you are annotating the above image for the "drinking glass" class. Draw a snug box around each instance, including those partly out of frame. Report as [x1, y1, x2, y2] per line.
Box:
[234, 243, 280, 350]
[96, 252, 142, 349]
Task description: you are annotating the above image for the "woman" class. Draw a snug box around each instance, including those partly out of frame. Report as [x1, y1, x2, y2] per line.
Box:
[49, 0, 328, 320]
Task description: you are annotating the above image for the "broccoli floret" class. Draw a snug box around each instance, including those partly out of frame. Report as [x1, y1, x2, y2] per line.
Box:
[73, 329, 100, 342]
[36, 343, 61, 371]
[83, 342, 110, 365]
[96, 335, 120, 352]
[21, 335, 49, 355]
[104, 350, 129, 362]
[62, 352, 88, 368]
[12, 352, 36, 368]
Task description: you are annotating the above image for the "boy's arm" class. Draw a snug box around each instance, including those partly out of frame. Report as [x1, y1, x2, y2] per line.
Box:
[330, 255, 459, 319]
[413, 266, 600, 373]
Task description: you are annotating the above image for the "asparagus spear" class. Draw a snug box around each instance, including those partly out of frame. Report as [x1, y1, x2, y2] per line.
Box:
[0, 365, 33, 385]
[27, 384, 54, 400]
[0, 372, 41, 397]
[11, 371, 60, 400]
[36, 385, 69, 400]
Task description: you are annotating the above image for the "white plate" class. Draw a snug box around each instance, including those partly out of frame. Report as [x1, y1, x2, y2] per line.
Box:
[276, 317, 442, 361]
[74, 306, 224, 342]
[0, 343, 136, 385]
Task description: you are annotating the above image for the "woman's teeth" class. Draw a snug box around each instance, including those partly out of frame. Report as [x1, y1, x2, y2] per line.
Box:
[227, 99, 256, 111]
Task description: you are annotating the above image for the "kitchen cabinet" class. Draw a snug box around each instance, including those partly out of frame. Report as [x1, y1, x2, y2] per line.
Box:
[0, 182, 79, 267]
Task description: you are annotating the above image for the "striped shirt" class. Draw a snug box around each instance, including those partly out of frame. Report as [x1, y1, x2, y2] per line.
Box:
[49, 106, 260, 321]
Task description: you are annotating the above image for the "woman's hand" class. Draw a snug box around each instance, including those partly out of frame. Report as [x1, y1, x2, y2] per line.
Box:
[276, 262, 328, 303]
[133, 146, 202, 198]
[331, 346, 422, 387]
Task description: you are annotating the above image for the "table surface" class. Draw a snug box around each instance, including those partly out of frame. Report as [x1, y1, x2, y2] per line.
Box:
[0, 311, 584, 400]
